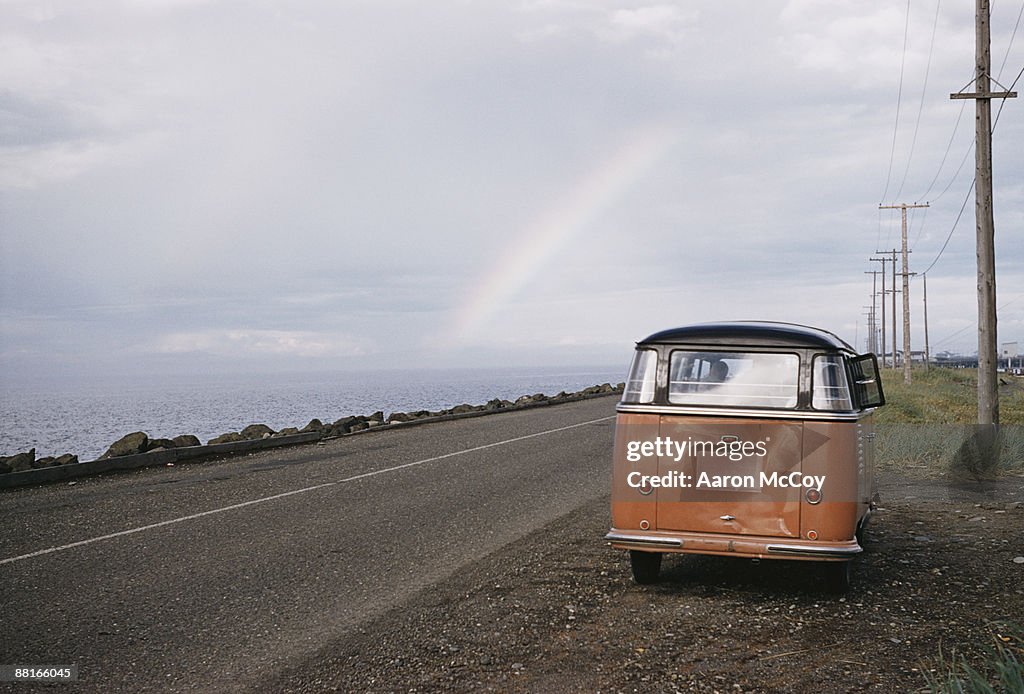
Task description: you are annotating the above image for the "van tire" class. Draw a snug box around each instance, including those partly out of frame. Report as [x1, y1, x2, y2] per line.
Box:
[630, 551, 662, 584]
[825, 560, 852, 593]
[855, 520, 867, 548]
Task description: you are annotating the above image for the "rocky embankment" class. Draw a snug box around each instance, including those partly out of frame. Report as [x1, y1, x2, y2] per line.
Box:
[0, 383, 623, 476]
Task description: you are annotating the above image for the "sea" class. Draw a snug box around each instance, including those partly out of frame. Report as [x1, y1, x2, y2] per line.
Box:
[0, 365, 626, 462]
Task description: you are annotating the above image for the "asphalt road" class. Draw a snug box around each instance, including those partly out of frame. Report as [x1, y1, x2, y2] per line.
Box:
[0, 396, 617, 692]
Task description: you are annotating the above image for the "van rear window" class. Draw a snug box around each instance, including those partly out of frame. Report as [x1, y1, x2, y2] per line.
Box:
[668, 351, 799, 408]
[812, 355, 853, 410]
[622, 349, 657, 403]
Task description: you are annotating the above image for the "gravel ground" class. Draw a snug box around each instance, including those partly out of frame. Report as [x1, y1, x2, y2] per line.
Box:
[270, 470, 1024, 693]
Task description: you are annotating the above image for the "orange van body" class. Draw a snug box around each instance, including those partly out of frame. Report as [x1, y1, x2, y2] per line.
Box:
[606, 322, 884, 590]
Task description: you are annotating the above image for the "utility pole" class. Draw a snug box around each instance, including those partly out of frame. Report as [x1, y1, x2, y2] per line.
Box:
[883, 284, 899, 369]
[876, 248, 900, 370]
[922, 273, 931, 370]
[870, 256, 888, 362]
[950, 0, 1016, 428]
[862, 307, 875, 353]
[891, 251, 898, 371]
[879, 204, 927, 383]
[864, 270, 880, 354]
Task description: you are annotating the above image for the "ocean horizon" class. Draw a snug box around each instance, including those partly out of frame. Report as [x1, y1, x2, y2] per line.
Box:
[0, 364, 626, 462]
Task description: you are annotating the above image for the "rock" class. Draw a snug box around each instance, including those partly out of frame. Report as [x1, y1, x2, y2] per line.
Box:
[599, 383, 614, 393]
[366, 419, 383, 428]
[369, 411, 384, 423]
[276, 427, 300, 437]
[146, 438, 177, 452]
[387, 412, 411, 424]
[240, 424, 275, 440]
[485, 398, 505, 410]
[34, 455, 75, 467]
[348, 422, 369, 433]
[327, 416, 359, 436]
[100, 433, 149, 459]
[4, 450, 35, 472]
[451, 404, 477, 414]
[172, 435, 201, 448]
[208, 432, 244, 445]
[300, 419, 324, 433]
[1013, 557, 1024, 564]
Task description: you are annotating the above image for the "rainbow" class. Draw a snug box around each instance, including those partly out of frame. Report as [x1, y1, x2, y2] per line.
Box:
[448, 124, 680, 342]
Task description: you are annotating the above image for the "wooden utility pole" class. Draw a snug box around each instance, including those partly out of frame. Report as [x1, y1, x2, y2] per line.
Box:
[864, 270, 881, 354]
[876, 204, 926, 385]
[870, 256, 889, 364]
[891, 251, 898, 371]
[950, 0, 1016, 427]
[883, 284, 899, 369]
[862, 306, 875, 353]
[877, 249, 900, 369]
[922, 273, 931, 369]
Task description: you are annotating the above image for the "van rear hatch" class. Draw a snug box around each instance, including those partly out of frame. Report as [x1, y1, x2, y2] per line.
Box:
[655, 417, 802, 538]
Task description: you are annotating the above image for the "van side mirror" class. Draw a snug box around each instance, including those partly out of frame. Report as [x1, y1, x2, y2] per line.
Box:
[849, 354, 885, 409]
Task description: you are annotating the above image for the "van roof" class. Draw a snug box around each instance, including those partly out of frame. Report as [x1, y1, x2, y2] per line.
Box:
[637, 321, 854, 351]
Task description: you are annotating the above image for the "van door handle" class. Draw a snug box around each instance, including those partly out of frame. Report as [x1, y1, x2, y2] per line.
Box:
[720, 515, 736, 521]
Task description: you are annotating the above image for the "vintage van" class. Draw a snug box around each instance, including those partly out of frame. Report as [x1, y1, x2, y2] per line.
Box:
[606, 322, 885, 591]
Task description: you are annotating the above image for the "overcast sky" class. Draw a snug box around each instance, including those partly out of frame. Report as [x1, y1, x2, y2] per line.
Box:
[1, 0, 1022, 383]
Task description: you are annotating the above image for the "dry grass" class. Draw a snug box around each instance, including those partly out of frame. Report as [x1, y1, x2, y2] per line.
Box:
[873, 368, 1024, 477]
[875, 367, 1024, 425]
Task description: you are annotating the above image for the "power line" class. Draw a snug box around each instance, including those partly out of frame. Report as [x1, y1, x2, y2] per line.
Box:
[994, 63, 1024, 128]
[896, 0, 943, 201]
[912, 0, 1019, 204]
[920, 177, 974, 276]
[996, 0, 1024, 79]
[910, 204, 930, 248]
[931, 293, 1024, 348]
[916, 61, 1021, 277]
[917, 99, 968, 201]
[881, 0, 914, 204]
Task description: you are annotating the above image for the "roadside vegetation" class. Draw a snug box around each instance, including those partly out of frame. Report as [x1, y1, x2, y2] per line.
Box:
[875, 367, 1024, 425]
[924, 622, 1024, 694]
[873, 367, 1024, 478]
[874, 370, 1023, 692]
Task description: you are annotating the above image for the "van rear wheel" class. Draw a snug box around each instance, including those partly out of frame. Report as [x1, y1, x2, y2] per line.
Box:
[629, 551, 662, 584]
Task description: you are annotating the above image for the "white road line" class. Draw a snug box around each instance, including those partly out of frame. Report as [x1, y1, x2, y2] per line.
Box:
[1, 415, 615, 566]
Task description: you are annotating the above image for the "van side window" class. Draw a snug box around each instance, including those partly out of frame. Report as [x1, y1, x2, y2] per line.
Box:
[667, 351, 799, 408]
[622, 349, 657, 403]
[812, 355, 853, 411]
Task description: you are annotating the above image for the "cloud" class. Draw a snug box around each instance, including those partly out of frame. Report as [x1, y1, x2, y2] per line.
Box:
[0, 0, 1020, 381]
[597, 5, 699, 45]
[152, 329, 369, 359]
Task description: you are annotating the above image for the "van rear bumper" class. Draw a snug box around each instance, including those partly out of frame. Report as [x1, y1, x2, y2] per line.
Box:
[605, 529, 862, 561]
